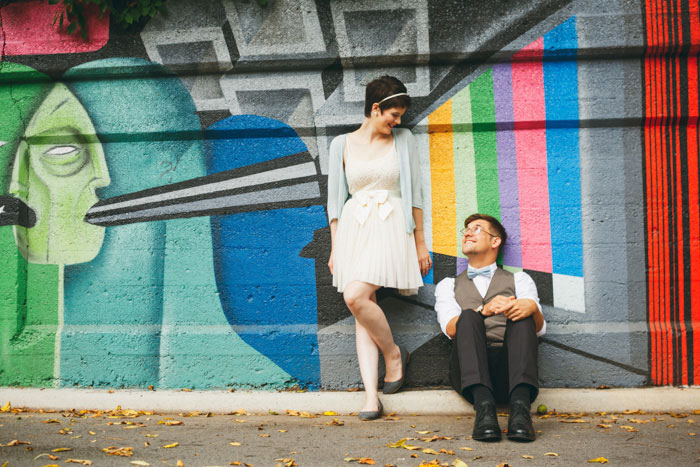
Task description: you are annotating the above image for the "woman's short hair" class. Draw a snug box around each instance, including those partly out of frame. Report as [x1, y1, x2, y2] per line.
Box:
[364, 75, 411, 117]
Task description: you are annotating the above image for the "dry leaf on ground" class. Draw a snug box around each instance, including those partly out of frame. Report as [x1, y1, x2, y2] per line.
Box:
[177, 461, 184, 467]
[52, 448, 72, 452]
[459, 447, 474, 451]
[344, 457, 375, 465]
[326, 418, 344, 426]
[129, 462, 150, 466]
[323, 411, 338, 416]
[230, 442, 241, 446]
[5, 440, 31, 446]
[65, 460, 93, 465]
[521, 455, 534, 459]
[162, 442, 179, 448]
[422, 448, 439, 455]
[544, 452, 559, 456]
[588, 457, 609, 464]
[275, 458, 297, 467]
[386, 438, 406, 448]
[102, 446, 134, 457]
[452, 460, 468, 467]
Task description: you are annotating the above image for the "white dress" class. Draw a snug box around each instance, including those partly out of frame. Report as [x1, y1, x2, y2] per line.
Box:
[333, 136, 423, 295]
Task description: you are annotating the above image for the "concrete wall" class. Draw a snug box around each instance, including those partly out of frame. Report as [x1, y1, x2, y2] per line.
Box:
[0, 0, 698, 390]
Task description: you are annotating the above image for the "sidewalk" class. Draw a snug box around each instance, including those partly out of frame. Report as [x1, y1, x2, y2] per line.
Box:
[1, 387, 699, 414]
[1, 393, 698, 466]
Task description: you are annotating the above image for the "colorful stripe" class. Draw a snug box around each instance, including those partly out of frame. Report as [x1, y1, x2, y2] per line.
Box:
[471, 70, 501, 219]
[543, 17, 583, 277]
[512, 38, 553, 273]
[493, 62, 522, 268]
[453, 86, 477, 259]
[427, 18, 584, 312]
[642, 0, 700, 386]
[429, 99, 456, 257]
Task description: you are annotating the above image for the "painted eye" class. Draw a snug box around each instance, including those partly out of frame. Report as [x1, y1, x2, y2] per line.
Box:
[44, 145, 79, 156]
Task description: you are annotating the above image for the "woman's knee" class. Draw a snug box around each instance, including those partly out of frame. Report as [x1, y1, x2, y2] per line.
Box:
[343, 284, 368, 312]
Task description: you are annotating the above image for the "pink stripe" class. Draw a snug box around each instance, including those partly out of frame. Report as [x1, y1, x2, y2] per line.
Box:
[512, 38, 553, 273]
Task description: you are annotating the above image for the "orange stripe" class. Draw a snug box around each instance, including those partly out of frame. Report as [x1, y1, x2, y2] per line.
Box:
[429, 100, 456, 256]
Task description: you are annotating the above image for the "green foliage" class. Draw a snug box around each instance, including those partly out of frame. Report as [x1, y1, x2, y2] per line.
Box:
[48, 0, 167, 40]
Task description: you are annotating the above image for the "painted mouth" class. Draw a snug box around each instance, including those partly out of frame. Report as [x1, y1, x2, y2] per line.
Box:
[0, 195, 37, 228]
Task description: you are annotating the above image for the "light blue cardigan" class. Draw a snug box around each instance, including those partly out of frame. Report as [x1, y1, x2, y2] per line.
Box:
[327, 128, 423, 233]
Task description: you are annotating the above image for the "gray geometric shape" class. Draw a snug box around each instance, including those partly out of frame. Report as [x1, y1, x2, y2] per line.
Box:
[223, 0, 326, 57]
[157, 41, 226, 101]
[331, 0, 430, 101]
[220, 71, 326, 160]
[236, 89, 311, 123]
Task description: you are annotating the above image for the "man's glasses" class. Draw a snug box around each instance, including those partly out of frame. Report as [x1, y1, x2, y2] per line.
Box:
[459, 224, 499, 238]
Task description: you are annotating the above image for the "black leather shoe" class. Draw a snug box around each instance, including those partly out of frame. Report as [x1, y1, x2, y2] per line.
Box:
[507, 401, 536, 442]
[472, 401, 501, 441]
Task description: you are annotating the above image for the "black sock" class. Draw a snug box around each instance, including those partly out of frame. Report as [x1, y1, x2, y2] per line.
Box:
[510, 384, 533, 407]
[470, 384, 495, 406]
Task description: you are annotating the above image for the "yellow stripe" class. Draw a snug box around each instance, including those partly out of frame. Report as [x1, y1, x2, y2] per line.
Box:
[429, 99, 455, 256]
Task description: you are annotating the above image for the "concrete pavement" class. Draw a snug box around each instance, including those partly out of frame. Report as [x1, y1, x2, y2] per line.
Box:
[1, 404, 699, 466]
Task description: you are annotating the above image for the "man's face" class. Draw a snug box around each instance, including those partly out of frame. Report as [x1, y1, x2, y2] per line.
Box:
[461, 220, 500, 257]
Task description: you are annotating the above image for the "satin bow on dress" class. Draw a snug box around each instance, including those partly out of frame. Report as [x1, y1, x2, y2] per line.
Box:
[353, 189, 394, 225]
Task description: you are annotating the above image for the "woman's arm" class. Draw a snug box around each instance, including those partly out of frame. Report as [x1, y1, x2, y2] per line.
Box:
[412, 207, 431, 276]
[328, 218, 337, 274]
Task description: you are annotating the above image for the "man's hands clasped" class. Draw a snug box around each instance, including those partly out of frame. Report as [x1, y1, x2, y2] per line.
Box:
[480, 295, 535, 322]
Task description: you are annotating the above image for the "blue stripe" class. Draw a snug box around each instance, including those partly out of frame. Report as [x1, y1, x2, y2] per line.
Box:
[543, 16, 583, 277]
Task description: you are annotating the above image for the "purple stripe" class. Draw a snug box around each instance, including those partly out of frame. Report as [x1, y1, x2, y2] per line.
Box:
[456, 257, 469, 275]
[492, 63, 522, 268]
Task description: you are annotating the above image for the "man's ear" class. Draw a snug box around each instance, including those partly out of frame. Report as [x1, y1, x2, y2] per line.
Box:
[491, 236, 502, 250]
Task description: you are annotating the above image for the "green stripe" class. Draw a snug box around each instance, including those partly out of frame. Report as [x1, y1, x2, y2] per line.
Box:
[0, 227, 58, 387]
[470, 69, 501, 219]
[452, 87, 478, 258]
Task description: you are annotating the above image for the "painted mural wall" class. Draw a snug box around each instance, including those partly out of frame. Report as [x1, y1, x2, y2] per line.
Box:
[0, 0, 697, 390]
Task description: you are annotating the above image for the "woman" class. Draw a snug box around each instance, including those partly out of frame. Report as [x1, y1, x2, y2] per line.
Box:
[327, 76, 431, 419]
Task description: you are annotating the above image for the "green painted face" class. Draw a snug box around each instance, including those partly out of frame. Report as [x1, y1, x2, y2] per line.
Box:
[10, 83, 110, 265]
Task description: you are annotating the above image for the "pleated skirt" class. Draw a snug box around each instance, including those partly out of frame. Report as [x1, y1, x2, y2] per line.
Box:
[333, 194, 423, 296]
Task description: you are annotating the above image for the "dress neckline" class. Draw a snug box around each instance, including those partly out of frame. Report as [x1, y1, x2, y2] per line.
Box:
[345, 133, 396, 164]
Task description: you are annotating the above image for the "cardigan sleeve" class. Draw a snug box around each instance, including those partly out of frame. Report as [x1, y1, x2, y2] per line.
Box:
[406, 130, 423, 210]
[326, 135, 345, 223]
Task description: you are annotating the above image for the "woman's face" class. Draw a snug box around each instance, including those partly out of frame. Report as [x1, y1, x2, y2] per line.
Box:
[10, 83, 110, 265]
[372, 106, 407, 135]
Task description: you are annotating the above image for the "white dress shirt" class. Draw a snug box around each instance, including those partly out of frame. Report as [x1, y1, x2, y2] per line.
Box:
[434, 262, 546, 339]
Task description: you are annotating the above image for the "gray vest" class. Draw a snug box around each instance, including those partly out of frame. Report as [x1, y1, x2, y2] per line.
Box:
[454, 267, 516, 347]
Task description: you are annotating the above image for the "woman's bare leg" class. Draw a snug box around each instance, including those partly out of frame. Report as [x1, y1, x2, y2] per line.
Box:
[344, 281, 403, 411]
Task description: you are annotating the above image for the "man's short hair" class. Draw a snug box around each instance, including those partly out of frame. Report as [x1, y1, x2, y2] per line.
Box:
[464, 213, 507, 253]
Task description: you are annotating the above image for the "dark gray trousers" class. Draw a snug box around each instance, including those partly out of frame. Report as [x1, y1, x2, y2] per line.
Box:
[449, 309, 539, 404]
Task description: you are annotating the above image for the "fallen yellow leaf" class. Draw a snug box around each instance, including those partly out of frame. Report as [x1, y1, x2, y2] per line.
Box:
[144, 434, 158, 438]
[440, 449, 454, 455]
[258, 434, 270, 438]
[102, 446, 134, 457]
[588, 457, 609, 464]
[544, 452, 559, 456]
[422, 448, 439, 455]
[231, 409, 247, 416]
[386, 438, 406, 448]
[560, 419, 587, 423]
[402, 444, 421, 451]
[41, 465, 59, 467]
[65, 459, 93, 465]
[230, 442, 241, 446]
[1, 401, 10, 413]
[88, 431, 96, 435]
[43, 419, 61, 424]
[162, 442, 179, 448]
[323, 411, 338, 416]
[177, 460, 184, 467]
[130, 461, 150, 466]
[5, 439, 31, 446]
[459, 447, 474, 451]
[521, 454, 534, 459]
[52, 448, 72, 452]
[452, 460, 468, 467]
[629, 418, 650, 424]
[416, 430, 431, 434]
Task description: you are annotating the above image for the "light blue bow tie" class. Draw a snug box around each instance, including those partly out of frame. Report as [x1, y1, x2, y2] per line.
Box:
[467, 265, 493, 280]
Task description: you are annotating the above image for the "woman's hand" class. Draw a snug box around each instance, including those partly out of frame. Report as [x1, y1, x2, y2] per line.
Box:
[416, 240, 431, 276]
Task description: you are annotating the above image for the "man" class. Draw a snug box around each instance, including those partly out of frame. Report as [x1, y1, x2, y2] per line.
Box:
[434, 214, 545, 442]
